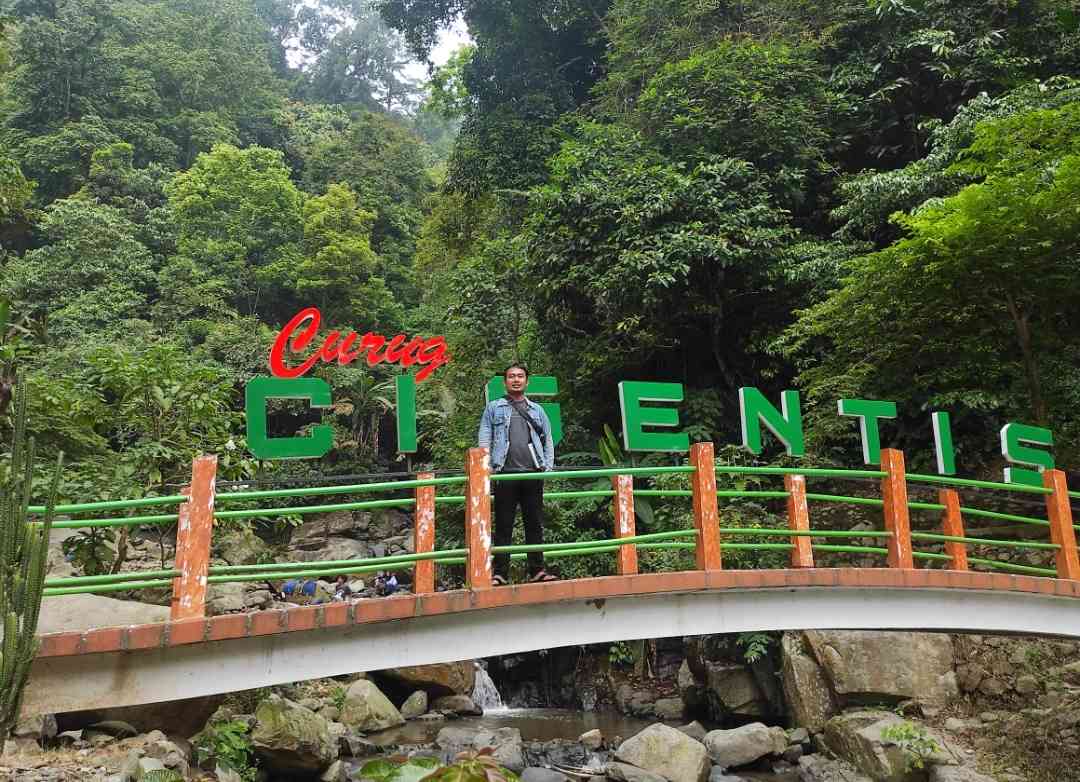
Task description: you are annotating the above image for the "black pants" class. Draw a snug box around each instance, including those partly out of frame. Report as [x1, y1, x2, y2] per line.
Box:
[493, 474, 545, 578]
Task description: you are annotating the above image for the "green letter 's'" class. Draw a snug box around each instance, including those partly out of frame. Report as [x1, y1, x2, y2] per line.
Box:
[739, 387, 804, 456]
[618, 381, 689, 453]
[396, 374, 417, 453]
[837, 398, 897, 465]
[486, 376, 562, 446]
[932, 411, 956, 475]
[246, 377, 333, 460]
[1000, 422, 1054, 487]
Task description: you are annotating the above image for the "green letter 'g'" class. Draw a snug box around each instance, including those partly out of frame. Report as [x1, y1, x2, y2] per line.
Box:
[246, 377, 333, 459]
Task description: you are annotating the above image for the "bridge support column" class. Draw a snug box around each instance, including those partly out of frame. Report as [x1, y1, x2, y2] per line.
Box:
[1044, 469, 1080, 581]
[465, 447, 492, 589]
[171, 455, 217, 621]
[785, 474, 813, 568]
[414, 472, 436, 594]
[939, 489, 968, 571]
[612, 474, 638, 575]
[690, 442, 722, 570]
[880, 448, 914, 569]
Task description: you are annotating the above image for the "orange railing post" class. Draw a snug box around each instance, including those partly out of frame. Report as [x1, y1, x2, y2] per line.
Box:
[414, 472, 436, 594]
[939, 489, 968, 571]
[171, 454, 217, 620]
[689, 442, 722, 571]
[785, 474, 814, 568]
[1043, 469, 1080, 580]
[612, 474, 638, 575]
[465, 447, 493, 589]
[880, 448, 914, 569]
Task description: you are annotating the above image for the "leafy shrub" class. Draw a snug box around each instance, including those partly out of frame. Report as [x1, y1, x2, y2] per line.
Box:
[881, 721, 940, 771]
[193, 720, 258, 782]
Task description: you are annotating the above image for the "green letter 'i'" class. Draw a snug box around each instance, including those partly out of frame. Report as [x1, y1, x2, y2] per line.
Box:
[932, 411, 956, 475]
[396, 374, 418, 454]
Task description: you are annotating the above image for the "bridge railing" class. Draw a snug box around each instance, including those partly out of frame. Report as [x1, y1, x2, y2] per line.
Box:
[30, 442, 1080, 620]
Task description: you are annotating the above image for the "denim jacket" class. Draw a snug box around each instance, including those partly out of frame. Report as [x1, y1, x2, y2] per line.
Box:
[477, 397, 555, 473]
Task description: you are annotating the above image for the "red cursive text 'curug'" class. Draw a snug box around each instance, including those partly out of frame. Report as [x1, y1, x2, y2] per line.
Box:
[269, 307, 450, 381]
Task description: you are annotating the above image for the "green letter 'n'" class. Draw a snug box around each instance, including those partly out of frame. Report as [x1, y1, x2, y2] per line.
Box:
[739, 388, 804, 457]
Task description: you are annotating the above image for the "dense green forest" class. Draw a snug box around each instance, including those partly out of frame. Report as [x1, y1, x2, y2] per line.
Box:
[4, 0, 1080, 510]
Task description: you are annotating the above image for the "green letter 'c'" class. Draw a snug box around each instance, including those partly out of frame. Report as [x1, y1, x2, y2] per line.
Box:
[837, 398, 897, 465]
[618, 381, 689, 453]
[739, 387, 804, 456]
[246, 377, 333, 460]
[1000, 422, 1054, 487]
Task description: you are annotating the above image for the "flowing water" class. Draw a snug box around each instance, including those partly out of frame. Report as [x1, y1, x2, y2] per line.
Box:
[472, 665, 505, 710]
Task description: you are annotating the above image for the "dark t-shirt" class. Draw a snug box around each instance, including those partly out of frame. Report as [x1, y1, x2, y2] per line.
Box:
[504, 406, 537, 471]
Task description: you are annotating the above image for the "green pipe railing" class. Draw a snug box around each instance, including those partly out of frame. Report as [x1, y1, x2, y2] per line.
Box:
[906, 473, 1052, 495]
[208, 548, 469, 575]
[28, 495, 187, 515]
[48, 513, 180, 529]
[214, 498, 416, 521]
[215, 476, 467, 504]
[43, 578, 175, 597]
[716, 466, 887, 479]
[491, 466, 697, 481]
[910, 532, 1059, 550]
[44, 569, 180, 588]
[805, 493, 884, 507]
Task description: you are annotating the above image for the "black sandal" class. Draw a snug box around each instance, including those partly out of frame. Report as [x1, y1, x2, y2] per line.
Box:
[492, 575, 509, 586]
[529, 570, 558, 583]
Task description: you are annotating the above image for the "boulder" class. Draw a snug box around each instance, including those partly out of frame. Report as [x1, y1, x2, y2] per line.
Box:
[822, 710, 957, 782]
[522, 768, 570, 782]
[13, 713, 58, 742]
[797, 754, 874, 782]
[677, 722, 707, 742]
[929, 767, 996, 782]
[781, 633, 837, 732]
[38, 593, 169, 635]
[703, 723, 787, 769]
[251, 695, 336, 776]
[401, 691, 429, 719]
[215, 527, 273, 565]
[615, 723, 709, 782]
[432, 695, 483, 716]
[321, 759, 349, 782]
[580, 729, 603, 749]
[292, 511, 364, 546]
[375, 662, 477, 697]
[606, 761, 668, 782]
[292, 537, 368, 564]
[339, 680, 405, 732]
[208, 582, 246, 614]
[802, 631, 957, 706]
[437, 726, 524, 772]
[58, 695, 225, 738]
[654, 698, 685, 721]
[704, 663, 767, 718]
[708, 771, 747, 782]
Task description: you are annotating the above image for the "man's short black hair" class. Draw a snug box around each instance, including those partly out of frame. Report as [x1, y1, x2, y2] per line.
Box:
[504, 362, 529, 378]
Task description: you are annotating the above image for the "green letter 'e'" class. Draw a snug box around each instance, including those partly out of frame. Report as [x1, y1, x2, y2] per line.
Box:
[485, 376, 563, 446]
[618, 381, 689, 453]
[1000, 422, 1054, 487]
[246, 377, 333, 459]
[739, 387, 804, 456]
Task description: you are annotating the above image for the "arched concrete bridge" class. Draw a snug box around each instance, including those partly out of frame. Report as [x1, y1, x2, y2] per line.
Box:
[25, 568, 1080, 715]
[24, 444, 1080, 715]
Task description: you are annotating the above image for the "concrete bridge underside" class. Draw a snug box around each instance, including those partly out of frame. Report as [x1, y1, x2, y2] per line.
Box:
[24, 569, 1080, 715]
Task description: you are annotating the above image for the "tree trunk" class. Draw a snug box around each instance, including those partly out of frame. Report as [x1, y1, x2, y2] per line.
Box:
[1004, 292, 1047, 424]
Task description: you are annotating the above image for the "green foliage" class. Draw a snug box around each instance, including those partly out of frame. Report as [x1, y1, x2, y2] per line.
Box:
[358, 755, 441, 782]
[608, 640, 634, 667]
[140, 770, 184, 782]
[421, 749, 519, 782]
[0, 378, 63, 744]
[880, 720, 940, 772]
[193, 719, 258, 782]
[60, 527, 116, 577]
[736, 632, 774, 664]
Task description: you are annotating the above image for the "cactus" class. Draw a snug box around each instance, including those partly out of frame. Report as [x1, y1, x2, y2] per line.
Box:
[0, 377, 62, 745]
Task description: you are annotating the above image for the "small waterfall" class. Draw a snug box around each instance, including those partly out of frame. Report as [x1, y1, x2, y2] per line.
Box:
[472, 664, 505, 710]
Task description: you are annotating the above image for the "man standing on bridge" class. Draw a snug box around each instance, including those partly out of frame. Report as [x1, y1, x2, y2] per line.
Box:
[477, 363, 556, 585]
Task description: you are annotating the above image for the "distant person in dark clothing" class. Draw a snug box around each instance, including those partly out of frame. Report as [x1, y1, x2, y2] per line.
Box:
[477, 363, 556, 585]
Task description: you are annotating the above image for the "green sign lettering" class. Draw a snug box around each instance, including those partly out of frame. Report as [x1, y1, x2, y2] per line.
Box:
[396, 374, 418, 454]
[932, 411, 956, 475]
[837, 398, 897, 465]
[1000, 422, 1054, 486]
[485, 376, 563, 446]
[739, 387, 804, 456]
[245, 377, 333, 460]
[618, 381, 689, 453]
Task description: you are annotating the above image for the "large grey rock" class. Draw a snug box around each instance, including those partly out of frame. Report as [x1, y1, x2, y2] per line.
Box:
[292, 511, 364, 546]
[251, 695, 336, 776]
[781, 633, 837, 731]
[208, 582, 246, 614]
[215, 527, 273, 565]
[708, 771, 747, 782]
[63, 695, 225, 738]
[929, 767, 996, 782]
[13, 713, 57, 742]
[401, 690, 429, 719]
[292, 537, 368, 563]
[822, 711, 958, 782]
[704, 663, 767, 718]
[580, 728, 603, 749]
[703, 723, 787, 769]
[677, 722, 707, 742]
[797, 754, 874, 782]
[654, 698, 685, 721]
[37, 593, 169, 634]
[375, 661, 477, 696]
[437, 726, 524, 772]
[615, 723, 709, 782]
[322, 759, 349, 782]
[339, 680, 405, 731]
[522, 768, 570, 782]
[606, 761, 669, 782]
[432, 694, 483, 716]
[803, 631, 957, 705]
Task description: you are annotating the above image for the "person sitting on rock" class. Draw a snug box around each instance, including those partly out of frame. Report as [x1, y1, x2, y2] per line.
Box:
[333, 575, 352, 601]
